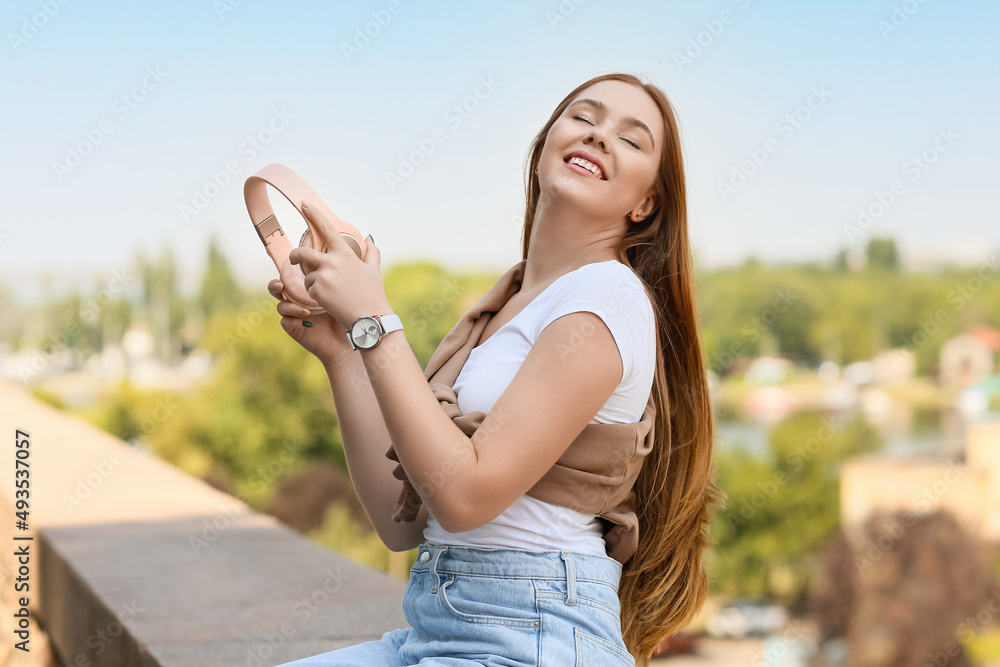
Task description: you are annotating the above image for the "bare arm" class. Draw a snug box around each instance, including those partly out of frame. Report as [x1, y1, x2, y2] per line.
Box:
[324, 350, 430, 552]
[452, 311, 621, 531]
[268, 276, 429, 552]
[353, 310, 620, 534]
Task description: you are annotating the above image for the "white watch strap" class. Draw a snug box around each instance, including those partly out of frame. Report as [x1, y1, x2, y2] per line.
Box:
[378, 313, 403, 334]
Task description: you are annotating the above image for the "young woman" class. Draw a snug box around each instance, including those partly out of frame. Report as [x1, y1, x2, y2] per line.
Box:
[269, 72, 721, 667]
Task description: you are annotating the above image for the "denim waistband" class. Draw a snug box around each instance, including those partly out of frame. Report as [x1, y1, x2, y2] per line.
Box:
[412, 541, 623, 587]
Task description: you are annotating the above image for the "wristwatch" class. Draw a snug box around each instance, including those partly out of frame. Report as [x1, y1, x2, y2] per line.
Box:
[347, 313, 404, 350]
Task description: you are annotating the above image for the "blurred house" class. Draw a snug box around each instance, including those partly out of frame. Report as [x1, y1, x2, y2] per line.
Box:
[870, 347, 916, 384]
[939, 325, 1000, 387]
[841, 419, 1000, 544]
[745, 356, 793, 384]
[841, 349, 916, 387]
[843, 360, 875, 385]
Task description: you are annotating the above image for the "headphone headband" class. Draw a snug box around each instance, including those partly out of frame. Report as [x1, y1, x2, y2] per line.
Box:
[244, 163, 368, 311]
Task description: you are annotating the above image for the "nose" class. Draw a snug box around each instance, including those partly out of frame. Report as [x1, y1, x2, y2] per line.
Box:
[584, 127, 606, 150]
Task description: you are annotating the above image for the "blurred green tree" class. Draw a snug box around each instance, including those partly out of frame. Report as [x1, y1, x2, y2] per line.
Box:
[134, 245, 187, 366]
[866, 237, 899, 272]
[198, 234, 247, 320]
[710, 410, 883, 604]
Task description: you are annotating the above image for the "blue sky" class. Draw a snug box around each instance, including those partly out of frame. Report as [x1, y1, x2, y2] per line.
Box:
[1, 0, 997, 301]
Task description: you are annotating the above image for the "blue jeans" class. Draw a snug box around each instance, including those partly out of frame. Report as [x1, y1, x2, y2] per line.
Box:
[274, 541, 635, 666]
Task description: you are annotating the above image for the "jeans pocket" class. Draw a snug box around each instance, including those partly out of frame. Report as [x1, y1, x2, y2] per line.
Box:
[574, 626, 635, 666]
[536, 580, 623, 626]
[438, 573, 542, 628]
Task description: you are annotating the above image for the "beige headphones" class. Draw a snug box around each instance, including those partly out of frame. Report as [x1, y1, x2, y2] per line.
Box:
[244, 163, 369, 313]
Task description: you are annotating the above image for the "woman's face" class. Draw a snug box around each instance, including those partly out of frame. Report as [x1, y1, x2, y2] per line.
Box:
[537, 80, 665, 222]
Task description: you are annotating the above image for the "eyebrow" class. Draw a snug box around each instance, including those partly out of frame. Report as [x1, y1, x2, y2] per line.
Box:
[567, 98, 656, 149]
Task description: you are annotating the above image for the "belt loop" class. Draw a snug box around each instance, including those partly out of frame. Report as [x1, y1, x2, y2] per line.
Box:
[561, 552, 577, 606]
[430, 545, 446, 593]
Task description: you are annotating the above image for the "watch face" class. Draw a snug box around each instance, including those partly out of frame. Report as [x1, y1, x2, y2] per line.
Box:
[351, 317, 381, 349]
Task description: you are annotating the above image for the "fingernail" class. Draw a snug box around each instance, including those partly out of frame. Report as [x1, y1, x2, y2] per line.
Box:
[367, 234, 375, 245]
[302, 201, 310, 209]
[299, 308, 310, 316]
[302, 321, 313, 328]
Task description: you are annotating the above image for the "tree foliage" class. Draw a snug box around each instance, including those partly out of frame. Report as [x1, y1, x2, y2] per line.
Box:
[710, 410, 883, 603]
[697, 244, 1000, 375]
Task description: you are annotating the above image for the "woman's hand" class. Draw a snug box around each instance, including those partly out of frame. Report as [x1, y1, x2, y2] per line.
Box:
[288, 201, 391, 331]
[267, 278, 356, 368]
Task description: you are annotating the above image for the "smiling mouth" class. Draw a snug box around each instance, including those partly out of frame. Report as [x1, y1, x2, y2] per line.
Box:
[563, 155, 606, 180]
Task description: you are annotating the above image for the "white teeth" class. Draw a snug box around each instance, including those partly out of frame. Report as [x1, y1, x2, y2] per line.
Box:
[568, 156, 603, 179]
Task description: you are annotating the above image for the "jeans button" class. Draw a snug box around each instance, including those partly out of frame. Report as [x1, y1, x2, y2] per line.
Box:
[419, 550, 430, 563]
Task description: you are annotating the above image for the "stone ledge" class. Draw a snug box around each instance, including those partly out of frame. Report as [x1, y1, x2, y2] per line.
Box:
[0, 378, 410, 666]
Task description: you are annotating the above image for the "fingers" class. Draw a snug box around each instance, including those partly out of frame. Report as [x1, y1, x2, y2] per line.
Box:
[301, 201, 345, 252]
[269, 279, 312, 318]
[276, 300, 312, 319]
[288, 246, 321, 270]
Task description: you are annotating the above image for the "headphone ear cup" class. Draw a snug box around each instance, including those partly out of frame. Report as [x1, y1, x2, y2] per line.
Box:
[340, 233, 363, 259]
[299, 228, 328, 254]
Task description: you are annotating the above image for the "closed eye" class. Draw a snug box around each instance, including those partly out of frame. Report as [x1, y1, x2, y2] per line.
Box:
[572, 114, 641, 150]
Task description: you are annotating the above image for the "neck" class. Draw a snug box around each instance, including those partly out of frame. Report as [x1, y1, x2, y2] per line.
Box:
[521, 200, 625, 293]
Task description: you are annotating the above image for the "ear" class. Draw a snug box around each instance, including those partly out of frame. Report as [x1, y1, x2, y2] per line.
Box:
[633, 191, 660, 221]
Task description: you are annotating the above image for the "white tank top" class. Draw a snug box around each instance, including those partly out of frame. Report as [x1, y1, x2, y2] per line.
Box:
[422, 259, 657, 555]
